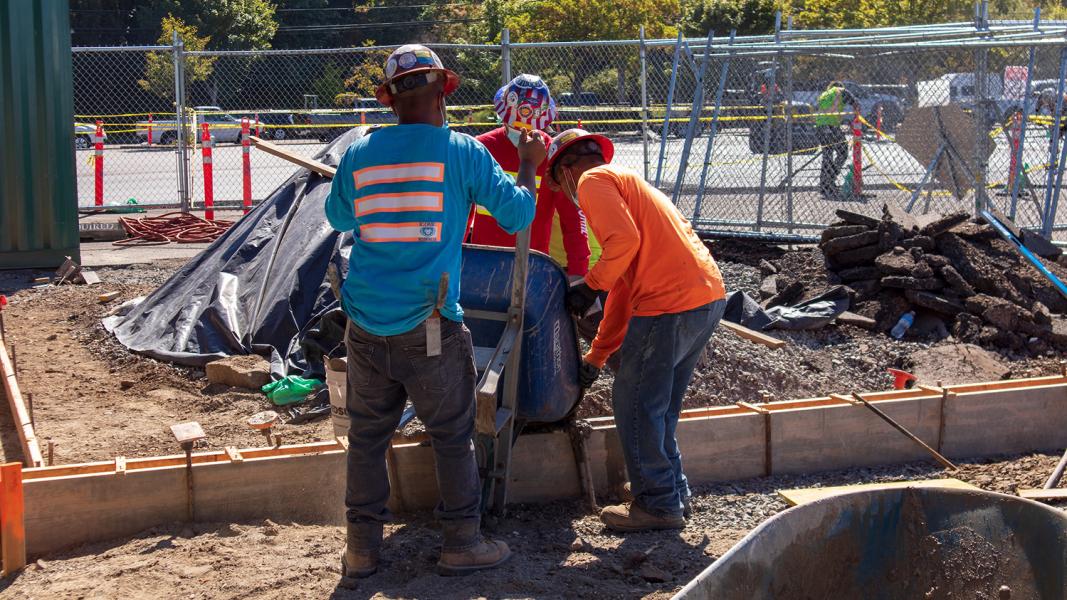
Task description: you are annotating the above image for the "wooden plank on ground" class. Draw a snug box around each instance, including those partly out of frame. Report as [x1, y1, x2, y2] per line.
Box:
[779, 478, 979, 506]
[720, 320, 786, 349]
[0, 337, 43, 467]
[940, 383, 1067, 458]
[250, 136, 336, 178]
[1017, 488, 1067, 501]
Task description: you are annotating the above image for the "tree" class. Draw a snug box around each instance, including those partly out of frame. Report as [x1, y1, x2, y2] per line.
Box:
[138, 16, 217, 101]
[682, 0, 784, 37]
[500, 0, 681, 97]
[136, 0, 277, 51]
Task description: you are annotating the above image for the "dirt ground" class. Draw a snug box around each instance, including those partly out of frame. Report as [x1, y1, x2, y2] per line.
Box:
[0, 451, 1062, 599]
[0, 243, 1062, 463]
[1, 243, 1066, 598]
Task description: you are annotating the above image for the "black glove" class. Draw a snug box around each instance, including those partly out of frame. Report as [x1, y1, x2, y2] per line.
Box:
[566, 279, 599, 316]
[578, 361, 601, 388]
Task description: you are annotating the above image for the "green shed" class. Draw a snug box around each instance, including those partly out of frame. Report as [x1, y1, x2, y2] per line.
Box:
[0, 0, 79, 269]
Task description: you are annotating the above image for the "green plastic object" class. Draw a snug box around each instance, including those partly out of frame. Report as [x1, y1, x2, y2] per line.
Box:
[262, 376, 324, 406]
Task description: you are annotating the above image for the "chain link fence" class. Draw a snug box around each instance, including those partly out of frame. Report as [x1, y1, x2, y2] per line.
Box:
[72, 24, 1067, 241]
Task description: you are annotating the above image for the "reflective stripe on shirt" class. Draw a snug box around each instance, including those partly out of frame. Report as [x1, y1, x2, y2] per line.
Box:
[355, 192, 444, 217]
[359, 221, 442, 243]
[354, 162, 445, 189]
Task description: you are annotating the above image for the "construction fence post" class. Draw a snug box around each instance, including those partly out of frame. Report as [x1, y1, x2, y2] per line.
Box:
[972, 0, 990, 215]
[93, 120, 104, 207]
[241, 118, 252, 215]
[783, 15, 796, 234]
[1042, 46, 1067, 237]
[693, 30, 736, 223]
[201, 123, 214, 221]
[501, 28, 511, 86]
[671, 32, 713, 207]
[656, 31, 684, 188]
[640, 25, 649, 181]
[756, 11, 783, 232]
[173, 30, 191, 214]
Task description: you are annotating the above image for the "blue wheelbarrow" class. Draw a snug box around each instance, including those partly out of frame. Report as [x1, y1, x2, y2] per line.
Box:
[675, 487, 1067, 600]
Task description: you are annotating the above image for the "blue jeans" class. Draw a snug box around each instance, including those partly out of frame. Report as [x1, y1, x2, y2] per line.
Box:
[612, 299, 726, 517]
[344, 318, 482, 550]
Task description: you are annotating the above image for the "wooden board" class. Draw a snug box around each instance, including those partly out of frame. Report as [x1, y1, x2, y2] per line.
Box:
[720, 321, 786, 349]
[940, 383, 1067, 457]
[1017, 488, 1067, 502]
[779, 478, 979, 506]
[0, 337, 43, 467]
[14, 375, 1067, 559]
[1, 463, 26, 575]
[769, 395, 942, 475]
[250, 136, 336, 178]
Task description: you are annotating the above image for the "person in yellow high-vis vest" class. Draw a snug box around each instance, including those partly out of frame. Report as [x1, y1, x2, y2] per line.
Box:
[815, 81, 858, 198]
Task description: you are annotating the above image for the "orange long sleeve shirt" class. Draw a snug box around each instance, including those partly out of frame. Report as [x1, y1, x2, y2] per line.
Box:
[579, 165, 726, 368]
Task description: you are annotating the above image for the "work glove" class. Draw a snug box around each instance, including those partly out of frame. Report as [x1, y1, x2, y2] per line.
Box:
[566, 278, 599, 317]
[578, 361, 601, 388]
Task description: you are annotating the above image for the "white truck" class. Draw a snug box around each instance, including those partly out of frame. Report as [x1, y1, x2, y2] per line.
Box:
[917, 71, 1037, 127]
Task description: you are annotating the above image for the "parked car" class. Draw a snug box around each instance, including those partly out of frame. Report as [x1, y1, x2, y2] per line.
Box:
[134, 106, 243, 144]
[73, 122, 106, 149]
[298, 98, 395, 142]
[234, 111, 296, 141]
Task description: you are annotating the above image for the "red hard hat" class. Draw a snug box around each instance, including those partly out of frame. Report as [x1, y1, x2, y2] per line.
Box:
[546, 128, 614, 183]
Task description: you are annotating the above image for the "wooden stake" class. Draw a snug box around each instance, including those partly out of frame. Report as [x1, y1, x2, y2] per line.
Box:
[720, 321, 786, 349]
[0, 462, 26, 576]
[852, 392, 958, 471]
[249, 136, 336, 178]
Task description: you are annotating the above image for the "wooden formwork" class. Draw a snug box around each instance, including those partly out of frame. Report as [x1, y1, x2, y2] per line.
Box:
[2, 375, 1066, 569]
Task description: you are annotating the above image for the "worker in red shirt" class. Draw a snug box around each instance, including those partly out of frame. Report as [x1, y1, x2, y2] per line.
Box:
[470, 74, 591, 278]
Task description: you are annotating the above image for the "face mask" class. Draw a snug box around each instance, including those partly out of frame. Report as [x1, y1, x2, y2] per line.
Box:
[506, 128, 522, 147]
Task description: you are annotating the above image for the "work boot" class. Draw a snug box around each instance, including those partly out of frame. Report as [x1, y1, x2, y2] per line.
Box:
[437, 538, 512, 576]
[600, 502, 685, 532]
[340, 522, 381, 580]
[621, 482, 692, 519]
[438, 519, 512, 576]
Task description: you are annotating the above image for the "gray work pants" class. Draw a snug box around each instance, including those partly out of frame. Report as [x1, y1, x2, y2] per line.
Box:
[344, 318, 482, 551]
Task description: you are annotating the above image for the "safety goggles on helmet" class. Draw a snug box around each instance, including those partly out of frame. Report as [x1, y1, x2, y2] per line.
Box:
[546, 128, 615, 183]
[376, 44, 460, 107]
[494, 74, 556, 132]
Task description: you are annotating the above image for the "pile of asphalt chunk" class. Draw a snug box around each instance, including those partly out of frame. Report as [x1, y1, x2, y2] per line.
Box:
[818, 204, 1067, 355]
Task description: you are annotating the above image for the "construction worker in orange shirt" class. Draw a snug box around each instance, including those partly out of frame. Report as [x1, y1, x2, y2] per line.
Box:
[469, 74, 592, 279]
[546, 128, 727, 532]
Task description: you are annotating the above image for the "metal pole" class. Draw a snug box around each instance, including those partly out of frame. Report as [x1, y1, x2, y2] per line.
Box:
[501, 28, 511, 85]
[641, 26, 649, 180]
[1043, 47, 1067, 237]
[783, 15, 796, 235]
[694, 31, 736, 221]
[656, 32, 684, 188]
[1048, 112, 1067, 232]
[173, 31, 191, 213]
[756, 12, 782, 232]
[1008, 8, 1040, 220]
[973, 0, 991, 215]
[672, 32, 713, 206]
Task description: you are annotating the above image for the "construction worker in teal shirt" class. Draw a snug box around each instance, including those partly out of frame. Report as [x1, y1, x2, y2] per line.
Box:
[815, 81, 859, 198]
[325, 44, 542, 581]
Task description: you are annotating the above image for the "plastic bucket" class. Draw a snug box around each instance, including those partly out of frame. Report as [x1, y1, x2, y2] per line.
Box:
[325, 356, 348, 438]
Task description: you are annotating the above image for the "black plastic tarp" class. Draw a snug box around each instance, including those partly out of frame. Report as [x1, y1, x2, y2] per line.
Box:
[103, 130, 362, 379]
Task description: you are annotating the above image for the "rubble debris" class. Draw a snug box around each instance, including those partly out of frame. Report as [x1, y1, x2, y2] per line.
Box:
[764, 280, 804, 309]
[98, 291, 121, 303]
[816, 204, 1067, 355]
[758, 259, 778, 276]
[759, 275, 778, 300]
[205, 355, 272, 390]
